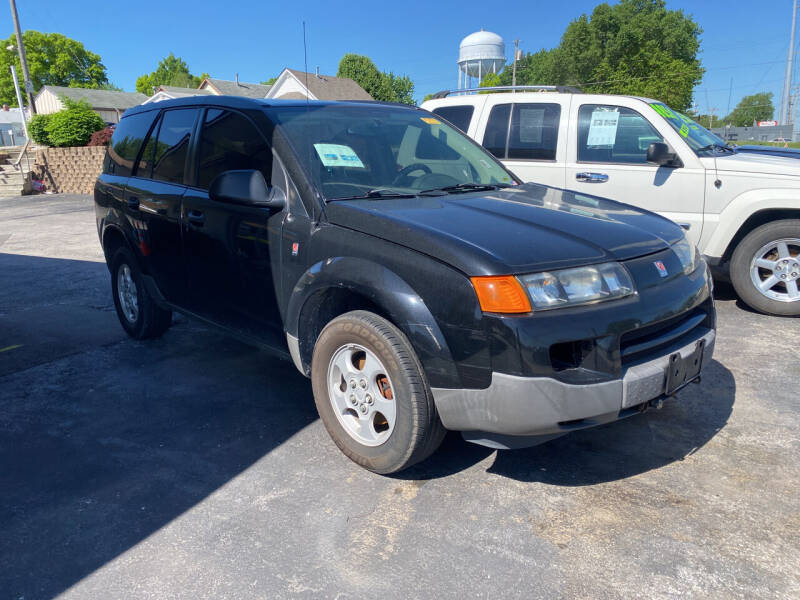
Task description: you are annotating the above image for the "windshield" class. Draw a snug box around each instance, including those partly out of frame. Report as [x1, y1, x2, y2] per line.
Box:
[265, 104, 515, 200]
[649, 103, 728, 155]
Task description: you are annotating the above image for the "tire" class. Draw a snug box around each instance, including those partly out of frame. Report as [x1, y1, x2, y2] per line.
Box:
[110, 246, 173, 339]
[730, 219, 800, 317]
[311, 310, 446, 474]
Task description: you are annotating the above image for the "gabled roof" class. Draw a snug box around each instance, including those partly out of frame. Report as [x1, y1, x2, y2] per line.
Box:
[36, 85, 147, 109]
[200, 78, 271, 98]
[157, 85, 215, 98]
[270, 69, 373, 101]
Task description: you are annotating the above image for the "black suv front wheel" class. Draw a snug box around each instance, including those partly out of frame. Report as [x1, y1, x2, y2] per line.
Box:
[311, 310, 446, 474]
[110, 246, 173, 339]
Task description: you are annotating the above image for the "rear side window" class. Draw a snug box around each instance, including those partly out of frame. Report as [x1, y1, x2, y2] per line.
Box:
[577, 104, 663, 164]
[482, 103, 560, 160]
[196, 109, 272, 190]
[482, 104, 511, 158]
[432, 105, 474, 133]
[145, 108, 199, 184]
[105, 110, 158, 176]
[508, 104, 560, 160]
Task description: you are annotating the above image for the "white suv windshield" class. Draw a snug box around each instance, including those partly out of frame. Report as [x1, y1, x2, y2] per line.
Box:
[650, 103, 728, 155]
[266, 104, 515, 201]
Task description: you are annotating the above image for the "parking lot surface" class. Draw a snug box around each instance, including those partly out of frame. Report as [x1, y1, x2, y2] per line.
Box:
[1, 194, 798, 600]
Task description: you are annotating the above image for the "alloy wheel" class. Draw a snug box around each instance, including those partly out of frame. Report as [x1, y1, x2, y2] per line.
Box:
[326, 343, 396, 446]
[117, 263, 139, 323]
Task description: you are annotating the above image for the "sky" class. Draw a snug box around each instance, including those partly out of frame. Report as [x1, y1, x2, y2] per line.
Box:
[4, 0, 799, 116]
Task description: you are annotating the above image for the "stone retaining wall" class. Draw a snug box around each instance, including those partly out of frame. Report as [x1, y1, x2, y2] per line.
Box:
[34, 146, 106, 195]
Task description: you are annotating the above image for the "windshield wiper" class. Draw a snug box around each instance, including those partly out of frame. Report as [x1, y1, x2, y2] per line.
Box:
[697, 143, 735, 154]
[328, 188, 417, 202]
[419, 182, 511, 194]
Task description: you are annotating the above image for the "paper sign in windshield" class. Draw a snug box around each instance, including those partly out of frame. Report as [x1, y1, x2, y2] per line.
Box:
[313, 144, 365, 168]
[587, 110, 619, 146]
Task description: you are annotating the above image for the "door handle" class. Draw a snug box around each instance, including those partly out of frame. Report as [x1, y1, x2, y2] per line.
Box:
[186, 210, 205, 226]
[126, 196, 139, 210]
[575, 172, 609, 183]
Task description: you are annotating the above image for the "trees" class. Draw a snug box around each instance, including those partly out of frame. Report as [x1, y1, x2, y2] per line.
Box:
[479, 72, 502, 93]
[0, 31, 108, 106]
[500, 0, 703, 110]
[136, 53, 207, 95]
[695, 114, 723, 129]
[336, 54, 415, 104]
[721, 92, 774, 127]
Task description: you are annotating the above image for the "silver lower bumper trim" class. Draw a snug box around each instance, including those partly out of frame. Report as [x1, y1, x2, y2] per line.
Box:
[431, 329, 715, 437]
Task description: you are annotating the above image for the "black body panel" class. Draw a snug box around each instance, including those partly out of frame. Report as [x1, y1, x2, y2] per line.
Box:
[95, 96, 716, 399]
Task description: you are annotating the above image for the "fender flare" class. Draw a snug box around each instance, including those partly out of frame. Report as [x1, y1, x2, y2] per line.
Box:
[703, 189, 800, 258]
[285, 256, 462, 389]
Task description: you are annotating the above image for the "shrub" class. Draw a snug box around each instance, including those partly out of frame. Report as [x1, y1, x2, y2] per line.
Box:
[44, 97, 106, 147]
[28, 113, 53, 146]
[88, 125, 114, 146]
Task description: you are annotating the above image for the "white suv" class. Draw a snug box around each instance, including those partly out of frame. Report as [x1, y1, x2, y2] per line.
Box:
[422, 88, 800, 316]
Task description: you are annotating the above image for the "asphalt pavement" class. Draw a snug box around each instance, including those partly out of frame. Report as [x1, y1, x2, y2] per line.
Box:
[1, 194, 797, 599]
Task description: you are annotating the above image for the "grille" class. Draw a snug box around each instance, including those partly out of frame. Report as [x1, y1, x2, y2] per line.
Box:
[620, 305, 710, 365]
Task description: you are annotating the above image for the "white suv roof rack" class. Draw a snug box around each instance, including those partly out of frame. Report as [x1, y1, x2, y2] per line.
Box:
[430, 85, 583, 99]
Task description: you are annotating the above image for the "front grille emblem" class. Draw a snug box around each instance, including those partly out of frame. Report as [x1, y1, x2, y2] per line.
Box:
[654, 261, 668, 277]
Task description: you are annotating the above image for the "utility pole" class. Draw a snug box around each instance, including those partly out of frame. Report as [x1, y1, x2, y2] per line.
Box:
[511, 39, 519, 89]
[9, 0, 36, 114]
[779, 0, 798, 125]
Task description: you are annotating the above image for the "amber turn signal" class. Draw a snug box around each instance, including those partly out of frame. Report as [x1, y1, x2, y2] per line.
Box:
[470, 275, 532, 314]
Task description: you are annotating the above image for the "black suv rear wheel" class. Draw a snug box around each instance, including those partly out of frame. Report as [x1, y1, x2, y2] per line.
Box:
[110, 246, 173, 339]
[311, 310, 446, 474]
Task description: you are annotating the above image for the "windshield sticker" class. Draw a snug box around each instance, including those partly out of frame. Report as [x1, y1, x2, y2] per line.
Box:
[650, 103, 677, 120]
[313, 143, 365, 168]
[421, 117, 441, 125]
[679, 123, 690, 137]
[586, 109, 620, 146]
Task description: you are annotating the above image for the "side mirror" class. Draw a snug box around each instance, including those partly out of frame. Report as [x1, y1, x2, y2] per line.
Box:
[647, 142, 682, 168]
[208, 169, 285, 209]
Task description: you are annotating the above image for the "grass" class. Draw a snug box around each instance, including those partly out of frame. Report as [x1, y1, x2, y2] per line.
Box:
[726, 140, 800, 148]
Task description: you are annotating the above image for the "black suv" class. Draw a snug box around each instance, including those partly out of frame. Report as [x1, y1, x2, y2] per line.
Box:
[95, 96, 716, 473]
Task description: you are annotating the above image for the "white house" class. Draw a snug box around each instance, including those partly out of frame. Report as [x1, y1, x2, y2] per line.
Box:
[33, 86, 148, 123]
[266, 68, 372, 101]
[144, 77, 272, 104]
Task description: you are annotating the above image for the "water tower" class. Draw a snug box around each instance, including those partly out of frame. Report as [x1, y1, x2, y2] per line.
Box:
[458, 29, 506, 89]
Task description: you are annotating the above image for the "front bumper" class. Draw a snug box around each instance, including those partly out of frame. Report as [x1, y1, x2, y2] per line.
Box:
[431, 327, 715, 447]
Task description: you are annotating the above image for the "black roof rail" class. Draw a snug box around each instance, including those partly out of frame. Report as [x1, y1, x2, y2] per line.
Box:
[430, 85, 582, 99]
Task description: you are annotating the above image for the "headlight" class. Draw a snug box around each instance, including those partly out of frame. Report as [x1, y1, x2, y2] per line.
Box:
[518, 262, 635, 310]
[672, 237, 699, 274]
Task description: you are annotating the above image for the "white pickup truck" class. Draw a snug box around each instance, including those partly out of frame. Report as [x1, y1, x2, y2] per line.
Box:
[422, 87, 800, 316]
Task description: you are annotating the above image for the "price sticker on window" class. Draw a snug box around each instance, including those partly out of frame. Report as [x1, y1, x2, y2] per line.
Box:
[313, 144, 365, 168]
[586, 110, 620, 147]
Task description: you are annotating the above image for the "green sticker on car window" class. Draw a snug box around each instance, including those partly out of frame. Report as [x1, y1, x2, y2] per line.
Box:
[679, 123, 689, 137]
[650, 103, 677, 120]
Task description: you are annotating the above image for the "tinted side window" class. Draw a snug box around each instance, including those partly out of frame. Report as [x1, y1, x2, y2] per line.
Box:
[507, 103, 560, 160]
[105, 110, 158, 176]
[577, 104, 663, 164]
[482, 104, 511, 158]
[196, 109, 272, 189]
[432, 105, 474, 133]
[149, 108, 199, 184]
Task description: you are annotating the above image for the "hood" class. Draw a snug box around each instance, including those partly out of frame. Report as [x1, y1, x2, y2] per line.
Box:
[324, 183, 684, 276]
[715, 151, 800, 177]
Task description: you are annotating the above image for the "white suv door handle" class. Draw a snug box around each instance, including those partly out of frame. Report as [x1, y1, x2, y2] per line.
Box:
[576, 172, 609, 183]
